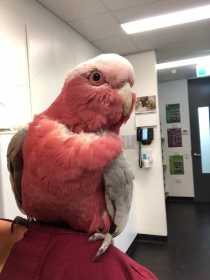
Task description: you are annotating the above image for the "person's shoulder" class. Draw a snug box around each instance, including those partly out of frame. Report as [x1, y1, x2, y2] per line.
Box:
[0, 219, 28, 272]
[0, 219, 27, 244]
[0, 220, 13, 240]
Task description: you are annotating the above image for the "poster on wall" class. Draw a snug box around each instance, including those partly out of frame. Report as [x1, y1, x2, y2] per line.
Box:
[169, 155, 184, 175]
[167, 128, 182, 147]
[135, 95, 156, 114]
[166, 103, 181, 123]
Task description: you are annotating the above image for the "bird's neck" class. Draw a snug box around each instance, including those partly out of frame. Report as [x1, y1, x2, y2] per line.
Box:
[43, 95, 116, 134]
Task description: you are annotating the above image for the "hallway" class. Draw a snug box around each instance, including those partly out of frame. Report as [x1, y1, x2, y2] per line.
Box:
[129, 200, 210, 279]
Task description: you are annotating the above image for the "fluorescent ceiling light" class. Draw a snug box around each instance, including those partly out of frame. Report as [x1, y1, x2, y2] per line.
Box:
[121, 5, 210, 34]
[156, 56, 210, 70]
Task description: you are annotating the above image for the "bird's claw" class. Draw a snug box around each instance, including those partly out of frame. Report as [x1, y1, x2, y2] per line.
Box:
[89, 232, 112, 261]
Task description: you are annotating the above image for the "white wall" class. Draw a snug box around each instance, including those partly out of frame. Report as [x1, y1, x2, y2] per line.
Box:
[0, 6, 31, 129]
[0, 0, 99, 219]
[159, 80, 194, 197]
[117, 52, 168, 241]
[1, 0, 99, 116]
[24, 1, 99, 114]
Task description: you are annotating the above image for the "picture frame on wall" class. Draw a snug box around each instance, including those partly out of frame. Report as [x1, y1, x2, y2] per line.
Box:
[135, 95, 156, 114]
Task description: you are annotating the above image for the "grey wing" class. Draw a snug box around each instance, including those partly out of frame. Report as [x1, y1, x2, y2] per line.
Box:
[103, 153, 134, 237]
[7, 128, 27, 211]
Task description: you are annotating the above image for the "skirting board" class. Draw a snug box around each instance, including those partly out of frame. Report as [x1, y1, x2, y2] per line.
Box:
[127, 234, 167, 256]
[166, 196, 194, 203]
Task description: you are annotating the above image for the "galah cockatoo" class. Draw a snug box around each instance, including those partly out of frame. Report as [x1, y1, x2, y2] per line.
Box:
[7, 54, 135, 259]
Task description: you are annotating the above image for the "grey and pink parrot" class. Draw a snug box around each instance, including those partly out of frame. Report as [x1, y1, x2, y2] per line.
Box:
[7, 54, 135, 259]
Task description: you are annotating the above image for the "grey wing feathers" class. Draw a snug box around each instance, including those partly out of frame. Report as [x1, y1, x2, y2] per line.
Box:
[103, 153, 134, 236]
[7, 128, 27, 211]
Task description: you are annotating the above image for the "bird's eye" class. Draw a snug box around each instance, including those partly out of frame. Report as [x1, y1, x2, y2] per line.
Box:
[89, 70, 105, 86]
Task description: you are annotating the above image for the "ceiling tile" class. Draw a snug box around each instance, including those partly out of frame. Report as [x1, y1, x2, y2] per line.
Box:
[155, 21, 210, 62]
[69, 13, 123, 42]
[101, 0, 155, 11]
[37, 0, 210, 61]
[131, 20, 210, 50]
[38, 0, 108, 21]
[93, 35, 138, 55]
[113, 0, 210, 23]
[157, 44, 210, 63]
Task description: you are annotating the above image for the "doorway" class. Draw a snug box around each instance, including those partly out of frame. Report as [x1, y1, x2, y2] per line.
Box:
[188, 77, 210, 202]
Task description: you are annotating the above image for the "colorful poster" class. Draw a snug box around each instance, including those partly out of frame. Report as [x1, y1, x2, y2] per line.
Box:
[167, 128, 182, 147]
[166, 103, 181, 123]
[169, 155, 184, 175]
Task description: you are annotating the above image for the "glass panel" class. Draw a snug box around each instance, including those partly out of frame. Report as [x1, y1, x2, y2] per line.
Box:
[198, 107, 210, 174]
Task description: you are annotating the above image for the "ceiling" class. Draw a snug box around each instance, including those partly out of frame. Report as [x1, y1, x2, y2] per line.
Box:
[37, 0, 210, 64]
[158, 65, 196, 82]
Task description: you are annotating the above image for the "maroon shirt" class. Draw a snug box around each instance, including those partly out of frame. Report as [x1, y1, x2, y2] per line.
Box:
[0, 223, 158, 280]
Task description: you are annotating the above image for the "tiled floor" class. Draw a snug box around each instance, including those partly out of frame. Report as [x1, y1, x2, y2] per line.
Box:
[129, 201, 210, 280]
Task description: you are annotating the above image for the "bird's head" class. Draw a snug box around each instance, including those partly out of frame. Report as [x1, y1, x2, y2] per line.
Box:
[45, 54, 136, 133]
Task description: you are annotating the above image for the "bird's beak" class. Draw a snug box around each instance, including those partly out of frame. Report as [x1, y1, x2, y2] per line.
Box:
[118, 82, 135, 117]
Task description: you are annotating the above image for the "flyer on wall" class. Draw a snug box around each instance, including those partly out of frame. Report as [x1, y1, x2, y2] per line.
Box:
[166, 103, 181, 123]
[167, 128, 182, 147]
[169, 155, 184, 175]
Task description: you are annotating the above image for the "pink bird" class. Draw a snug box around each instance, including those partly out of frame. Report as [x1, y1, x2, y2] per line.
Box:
[7, 54, 135, 258]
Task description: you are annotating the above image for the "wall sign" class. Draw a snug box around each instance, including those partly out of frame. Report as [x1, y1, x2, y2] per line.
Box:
[169, 155, 184, 175]
[167, 128, 182, 147]
[166, 103, 181, 123]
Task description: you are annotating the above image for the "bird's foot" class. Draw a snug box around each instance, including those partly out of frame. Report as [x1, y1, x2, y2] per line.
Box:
[89, 232, 112, 261]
